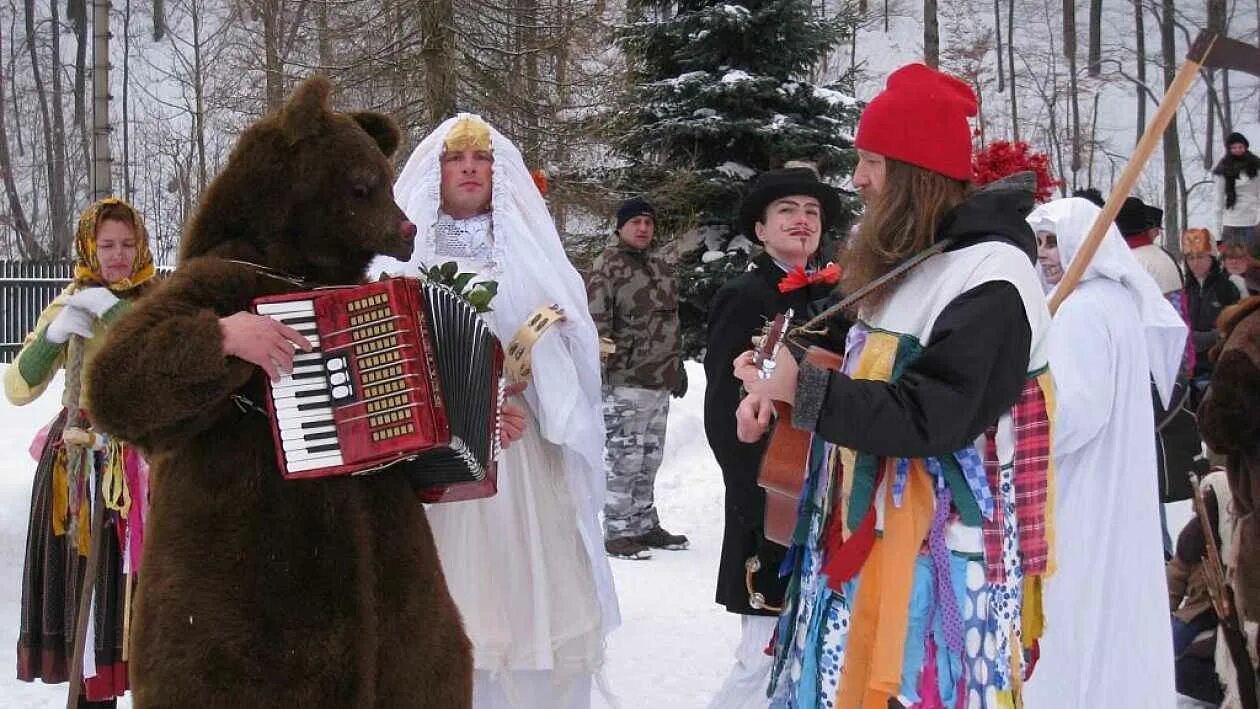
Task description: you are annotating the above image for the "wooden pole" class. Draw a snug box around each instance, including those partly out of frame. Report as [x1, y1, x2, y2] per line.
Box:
[66, 475, 107, 709]
[1048, 38, 1215, 314]
[91, 0, 111, 199]
[67, 2, 113, 703]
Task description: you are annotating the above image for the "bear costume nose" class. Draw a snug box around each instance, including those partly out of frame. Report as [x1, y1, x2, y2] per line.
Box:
[401, 220, 417, 241]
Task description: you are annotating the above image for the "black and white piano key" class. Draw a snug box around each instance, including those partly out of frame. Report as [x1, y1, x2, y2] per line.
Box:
[284, 444, 343, 462]
[270, 380, 329, 398]
[279, 424, 336, 441]
[273, 395, 331, 411]
[256, 300, 315, 316]
[287, 453, 345, 472]
[277, 412, 335, 431]
[281, 432, 339, 455]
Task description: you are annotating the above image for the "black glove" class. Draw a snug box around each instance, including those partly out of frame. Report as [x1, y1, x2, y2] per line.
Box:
[670, 364, 689, 399]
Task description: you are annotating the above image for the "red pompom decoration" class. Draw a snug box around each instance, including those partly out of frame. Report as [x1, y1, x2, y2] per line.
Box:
[530, 169, 549, 197]
[972, 141, 1062, 204]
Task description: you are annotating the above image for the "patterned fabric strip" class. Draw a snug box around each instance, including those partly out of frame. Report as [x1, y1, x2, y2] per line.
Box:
[953, 446, 994, 522]
[1011, 379, 1050, 576]
[893, 457, 910, 508]
[981, 429, 1005, 583]
[927, 482, 963, 655]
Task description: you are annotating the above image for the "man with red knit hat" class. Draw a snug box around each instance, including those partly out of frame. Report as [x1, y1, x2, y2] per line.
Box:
[733, 63, 1053, 708]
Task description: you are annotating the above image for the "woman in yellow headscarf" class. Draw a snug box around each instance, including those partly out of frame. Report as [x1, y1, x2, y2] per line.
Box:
[5, 197, 156, 708]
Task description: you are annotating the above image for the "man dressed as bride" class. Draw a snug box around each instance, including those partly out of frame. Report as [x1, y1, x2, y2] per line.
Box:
[370, 115, 619, 709]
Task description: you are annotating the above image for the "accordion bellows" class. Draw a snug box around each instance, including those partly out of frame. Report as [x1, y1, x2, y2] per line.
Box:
[252, 277, 504, 501]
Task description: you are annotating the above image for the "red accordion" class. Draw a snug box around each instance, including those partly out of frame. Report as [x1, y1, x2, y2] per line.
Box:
[252, 277, 504, 502]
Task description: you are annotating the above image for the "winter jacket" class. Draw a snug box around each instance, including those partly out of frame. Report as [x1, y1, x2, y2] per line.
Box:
[586, 241, 684, 392]
[1186, 259, 1241, 377]
[704, 251, 849, 615]
[1214, 153, 1260, 231]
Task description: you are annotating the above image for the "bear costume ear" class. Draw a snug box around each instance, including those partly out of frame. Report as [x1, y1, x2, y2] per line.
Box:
[280, 76, 333, 145]
[351, 112, 401, 158]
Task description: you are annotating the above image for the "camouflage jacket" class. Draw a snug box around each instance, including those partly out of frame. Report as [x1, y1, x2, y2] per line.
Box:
[586, 242, 683, 391]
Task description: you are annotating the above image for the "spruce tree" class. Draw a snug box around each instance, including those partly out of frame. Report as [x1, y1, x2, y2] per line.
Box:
[609, 0, 861, 357]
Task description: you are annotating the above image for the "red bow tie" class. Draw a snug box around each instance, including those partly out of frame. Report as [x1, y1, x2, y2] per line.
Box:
[778, 263, 842, 293]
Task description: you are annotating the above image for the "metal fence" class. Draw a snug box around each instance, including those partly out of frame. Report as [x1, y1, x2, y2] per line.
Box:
[0, 260, 173, 364]
[1, 260, 77, 363]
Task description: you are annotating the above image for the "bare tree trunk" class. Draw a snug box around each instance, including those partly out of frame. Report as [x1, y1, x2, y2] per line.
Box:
[25, 0, 72, 252]
[153, 0, 165, 39]
[1008, 0, 1018, 140]
[70, 0, 91, 178]
[192, 0, 207, 191]
[317, 0, 331, 73]
[0, 20, 40, 258]
[521, 0, 541, 165]
[994, 0, 1005, 92]
[123, 0, 132, 199]
[1064, 0, 1081, 183]
[924, 0, 939, 68]
[261, 0, 285, 112]
[1206, 73, 1217, 169]
[7, 11, 26, 157]
[1223, 69, 1232, 134]
[1134, 0, 1146, 145]
[1206, 0, 1231, 137]
[1087, 91, 1100, 186]
[1160, 0, 1181, 240]
[1088, 0, 1101, 75]
[420, 0, 456, 125]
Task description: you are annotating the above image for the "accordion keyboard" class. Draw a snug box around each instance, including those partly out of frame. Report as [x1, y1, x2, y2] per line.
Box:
[256, 298, 345, 471]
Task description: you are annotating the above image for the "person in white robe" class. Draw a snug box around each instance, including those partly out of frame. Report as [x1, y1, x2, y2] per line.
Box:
[371, 115, 619, 709]
[1023, 196, 1185, 709]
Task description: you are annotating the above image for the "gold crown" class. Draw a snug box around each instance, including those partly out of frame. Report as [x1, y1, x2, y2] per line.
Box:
[443, 116, 492, 153]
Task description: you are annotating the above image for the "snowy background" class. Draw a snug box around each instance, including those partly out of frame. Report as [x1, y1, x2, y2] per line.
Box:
[0, 361, 1196, 707]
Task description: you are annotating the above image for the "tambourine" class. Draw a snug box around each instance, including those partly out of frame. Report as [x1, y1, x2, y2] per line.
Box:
[505, 304, 567, 381]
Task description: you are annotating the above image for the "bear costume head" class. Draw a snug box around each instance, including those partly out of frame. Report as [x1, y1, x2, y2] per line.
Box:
[180, 76, 417, 285]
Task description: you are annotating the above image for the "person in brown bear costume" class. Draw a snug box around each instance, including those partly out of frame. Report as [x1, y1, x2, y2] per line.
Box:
[85, 77, 474, 707]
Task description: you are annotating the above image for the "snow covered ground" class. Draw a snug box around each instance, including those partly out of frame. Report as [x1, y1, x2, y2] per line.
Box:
[0, 362, 1193, 708]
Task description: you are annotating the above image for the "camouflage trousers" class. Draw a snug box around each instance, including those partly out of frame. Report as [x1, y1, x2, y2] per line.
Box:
[602, 385, 670, 540]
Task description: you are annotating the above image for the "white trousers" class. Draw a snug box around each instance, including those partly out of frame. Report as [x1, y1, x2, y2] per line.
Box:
[707, 614, 778, 709]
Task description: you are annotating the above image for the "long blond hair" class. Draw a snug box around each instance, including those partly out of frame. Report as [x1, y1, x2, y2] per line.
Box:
[841, 159, 970, 308]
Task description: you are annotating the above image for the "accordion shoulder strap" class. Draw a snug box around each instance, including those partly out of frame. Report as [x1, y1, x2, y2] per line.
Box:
[505, 304, 567, 381]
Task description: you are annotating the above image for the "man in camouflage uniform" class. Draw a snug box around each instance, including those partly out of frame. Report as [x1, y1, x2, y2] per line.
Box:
[587, 196, 689, 560]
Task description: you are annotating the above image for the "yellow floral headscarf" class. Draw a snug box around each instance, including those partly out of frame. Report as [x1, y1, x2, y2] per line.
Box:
[73, 197, 155, 291]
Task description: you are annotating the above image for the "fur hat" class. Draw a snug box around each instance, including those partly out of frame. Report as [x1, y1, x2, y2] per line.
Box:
[854, 64, 978, 181]
[739, 167, 842, 239]
[1182, 228, 1213, 256]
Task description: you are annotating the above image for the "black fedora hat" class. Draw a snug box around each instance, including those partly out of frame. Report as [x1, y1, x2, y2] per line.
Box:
[1115, 196, 1152, 237]
[739, 167, 842, 240]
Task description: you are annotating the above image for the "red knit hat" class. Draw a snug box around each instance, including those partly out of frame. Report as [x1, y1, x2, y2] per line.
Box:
[854, 64, 978, 181]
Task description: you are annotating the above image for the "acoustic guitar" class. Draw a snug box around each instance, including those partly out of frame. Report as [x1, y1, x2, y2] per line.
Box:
[751, 313, 842, 546]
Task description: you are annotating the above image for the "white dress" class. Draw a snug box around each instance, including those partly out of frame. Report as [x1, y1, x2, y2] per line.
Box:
[409, 213, 606, 705]
[1023, 198, 1182, 709]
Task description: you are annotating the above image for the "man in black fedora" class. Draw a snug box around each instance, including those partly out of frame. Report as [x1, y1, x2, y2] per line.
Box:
[703, 166, 850, 707]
